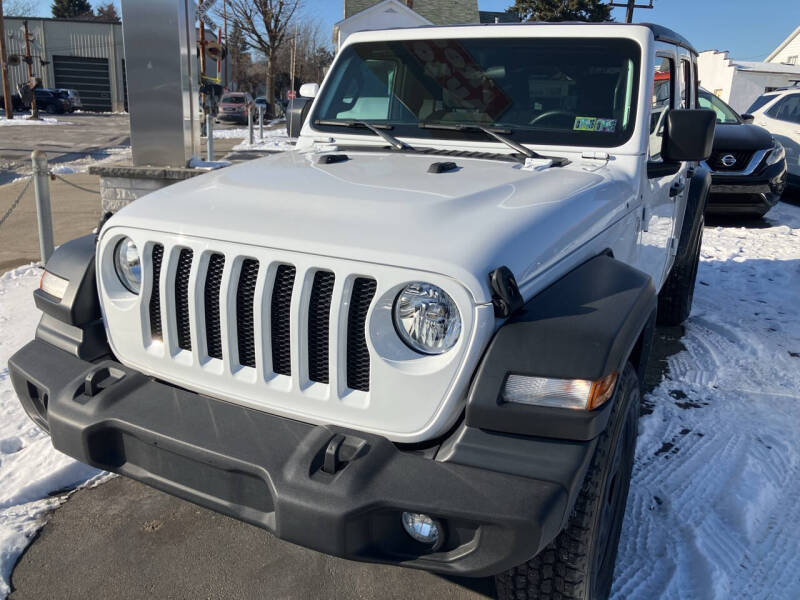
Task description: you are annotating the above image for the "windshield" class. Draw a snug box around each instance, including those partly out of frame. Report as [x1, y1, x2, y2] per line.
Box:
[698, 90, 740, 124]
[313, 38, 640, 147]
[221, 95, 245, 104]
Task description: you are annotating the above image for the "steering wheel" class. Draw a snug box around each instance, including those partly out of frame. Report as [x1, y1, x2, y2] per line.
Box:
[529, 110, 574, 127]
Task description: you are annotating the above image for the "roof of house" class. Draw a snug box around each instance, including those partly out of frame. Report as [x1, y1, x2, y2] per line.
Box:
[733, 60, 800, 74]
[765, 25, 800, 62]
[334, 0, 430, 28]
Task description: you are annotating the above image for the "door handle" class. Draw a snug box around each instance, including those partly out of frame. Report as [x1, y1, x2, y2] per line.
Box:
[669, 180, 685, 197]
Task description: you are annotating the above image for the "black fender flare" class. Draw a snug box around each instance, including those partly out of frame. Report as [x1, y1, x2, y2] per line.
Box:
[34, 234, 109, 360]
[677, 165, 711, 263]
[465, 255, 656, 441]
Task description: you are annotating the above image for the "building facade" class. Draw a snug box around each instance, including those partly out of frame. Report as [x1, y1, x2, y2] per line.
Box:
[766, 25, 800, 66]
[3, 17, 126, 112]
[698, 50, 800, 113]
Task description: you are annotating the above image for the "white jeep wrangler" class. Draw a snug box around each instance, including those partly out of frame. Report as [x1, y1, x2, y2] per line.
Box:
[11, 23, 714, 599]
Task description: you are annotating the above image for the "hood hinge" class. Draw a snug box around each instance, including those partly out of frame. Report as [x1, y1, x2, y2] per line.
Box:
[489, 266, 524, 318]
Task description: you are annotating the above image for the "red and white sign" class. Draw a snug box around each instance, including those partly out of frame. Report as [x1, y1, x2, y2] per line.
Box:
[287, 90, 296, 100]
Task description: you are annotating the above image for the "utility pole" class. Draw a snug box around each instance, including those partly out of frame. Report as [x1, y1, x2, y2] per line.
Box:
[0, 0, 14, 119]
[609, 0, 653, 23]
[23, 19, 37, 119]
[223, 0, 228, 89]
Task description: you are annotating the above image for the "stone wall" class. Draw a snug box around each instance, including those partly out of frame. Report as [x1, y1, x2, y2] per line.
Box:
[344, 0, 479, 24]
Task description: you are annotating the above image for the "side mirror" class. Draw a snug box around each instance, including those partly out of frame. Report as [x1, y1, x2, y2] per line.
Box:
[662, 109, 716, 162]
[740, 113, 755, 124]
[286, 97, 312, 138]
[299, 82, 319, 99]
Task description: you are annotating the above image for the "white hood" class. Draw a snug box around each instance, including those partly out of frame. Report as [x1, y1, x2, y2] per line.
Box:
[106, 149, 634, 303]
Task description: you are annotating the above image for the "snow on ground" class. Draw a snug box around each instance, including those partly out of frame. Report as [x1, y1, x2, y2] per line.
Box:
[613, 201, 800, 599]
[0, 117, 71, 127]
[0, 266, 101, 599]
[0, 201, 799, 598]
[211, 119, 292, 151]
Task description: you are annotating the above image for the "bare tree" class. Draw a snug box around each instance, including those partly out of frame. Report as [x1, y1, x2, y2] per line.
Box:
[222, 0, 302, 114]
[4, 0, 37, 16]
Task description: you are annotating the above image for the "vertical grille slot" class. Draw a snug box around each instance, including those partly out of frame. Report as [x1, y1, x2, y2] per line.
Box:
[175, 248, 193, 351]
[236, 259, 259, 368]
[271, 264, 296, 376]
[204, 253, 225, 360]
[347, 278, 377, 392]
[308, 271, 335, 384]
[149, 244, 164, 339]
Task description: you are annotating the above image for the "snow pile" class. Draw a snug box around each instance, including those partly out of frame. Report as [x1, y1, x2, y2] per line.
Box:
[0, 266, 101, 598]
[613, 202, 800, 599]
[0, 117, 70, 127]
[232, 127, 292, 152]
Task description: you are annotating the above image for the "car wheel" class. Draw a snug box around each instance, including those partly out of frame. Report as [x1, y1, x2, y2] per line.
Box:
[46, 104, 57, 114]
[495, 364, 639, 600]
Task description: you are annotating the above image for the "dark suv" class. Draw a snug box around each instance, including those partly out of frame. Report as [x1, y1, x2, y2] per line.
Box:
[29, 88, 69, 115]
[699, 88, 786, 217]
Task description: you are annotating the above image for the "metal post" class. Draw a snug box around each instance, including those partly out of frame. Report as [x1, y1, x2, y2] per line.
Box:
[258, 105, 264, 139]
[248, 106, 254, 145]
[31, 150, 54, 263]
[206, 113, 214, 161]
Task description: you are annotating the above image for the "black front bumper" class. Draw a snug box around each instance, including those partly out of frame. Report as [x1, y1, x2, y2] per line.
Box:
[9, 339, 594, 577]
[706, 157, 786, 214]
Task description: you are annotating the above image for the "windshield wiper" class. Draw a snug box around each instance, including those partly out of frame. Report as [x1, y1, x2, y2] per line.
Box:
[418, 122, 568, 166]
[314, 119, 413, 151]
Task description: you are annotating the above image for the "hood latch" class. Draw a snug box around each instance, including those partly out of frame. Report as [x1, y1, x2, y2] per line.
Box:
[489, 266, 524, 318]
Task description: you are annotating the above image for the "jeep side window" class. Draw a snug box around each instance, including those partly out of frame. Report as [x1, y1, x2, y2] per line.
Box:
[649, 56, 674, 161]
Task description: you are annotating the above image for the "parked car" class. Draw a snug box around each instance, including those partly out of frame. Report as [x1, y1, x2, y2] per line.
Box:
[56, 88, 82, 112]
[28, 89, 69, 114]
[746, 86, 800, 191]
[216, 91, 254, 124]
[0, 93, 25, 113]
[698, 88, 786, 217]
[9, 23, 714, 600]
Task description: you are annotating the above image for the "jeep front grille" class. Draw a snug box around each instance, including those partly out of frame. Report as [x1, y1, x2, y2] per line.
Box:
[145, 244, 375, 392]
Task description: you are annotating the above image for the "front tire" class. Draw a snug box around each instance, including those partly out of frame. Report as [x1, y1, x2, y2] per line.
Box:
[495, 364, 640, 600]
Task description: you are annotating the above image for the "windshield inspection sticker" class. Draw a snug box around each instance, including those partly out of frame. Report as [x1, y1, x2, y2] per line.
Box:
[573, 116, 597, 131]
[594, 118, 617, 132]
[573, 117, 617, 132]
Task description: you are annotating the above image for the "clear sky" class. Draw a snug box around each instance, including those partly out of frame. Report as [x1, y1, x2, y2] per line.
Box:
[26, 0, 800, 60]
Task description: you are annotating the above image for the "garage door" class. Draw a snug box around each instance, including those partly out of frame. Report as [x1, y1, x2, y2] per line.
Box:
[52, 55, 112, 112]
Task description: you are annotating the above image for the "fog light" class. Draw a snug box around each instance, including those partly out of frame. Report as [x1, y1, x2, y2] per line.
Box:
[401, 512, 442, 548]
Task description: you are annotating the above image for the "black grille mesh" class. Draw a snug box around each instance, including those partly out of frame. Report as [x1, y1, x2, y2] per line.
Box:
[271, 265, 295, 376]
[149, 244, 163, 339]
[204, 253, 225, 360]
[236, 259, 259, 368]
[308, 271, 335, 384]
[175, 248, 193, 350]
[347, 278, 376, 392]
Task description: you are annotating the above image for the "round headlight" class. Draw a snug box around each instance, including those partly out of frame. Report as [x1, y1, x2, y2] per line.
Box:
[113, 237, 141, 293]
[393, 283, 461, 354]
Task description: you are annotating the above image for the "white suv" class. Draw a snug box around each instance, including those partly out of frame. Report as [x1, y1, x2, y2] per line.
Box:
[11, 23, 715, 599]
[746, 87, 800, 188]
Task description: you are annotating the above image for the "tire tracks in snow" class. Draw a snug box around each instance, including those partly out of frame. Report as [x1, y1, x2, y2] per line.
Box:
[612, 203, 800, 600]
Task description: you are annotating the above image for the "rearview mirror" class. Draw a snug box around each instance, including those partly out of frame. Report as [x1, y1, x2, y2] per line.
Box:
[662, 109, 716, 162]
[299, 83, 319, 99]
[740, 113, 754, 124]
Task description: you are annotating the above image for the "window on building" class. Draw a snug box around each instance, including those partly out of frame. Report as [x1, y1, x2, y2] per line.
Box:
[786, 55, 798, 65]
